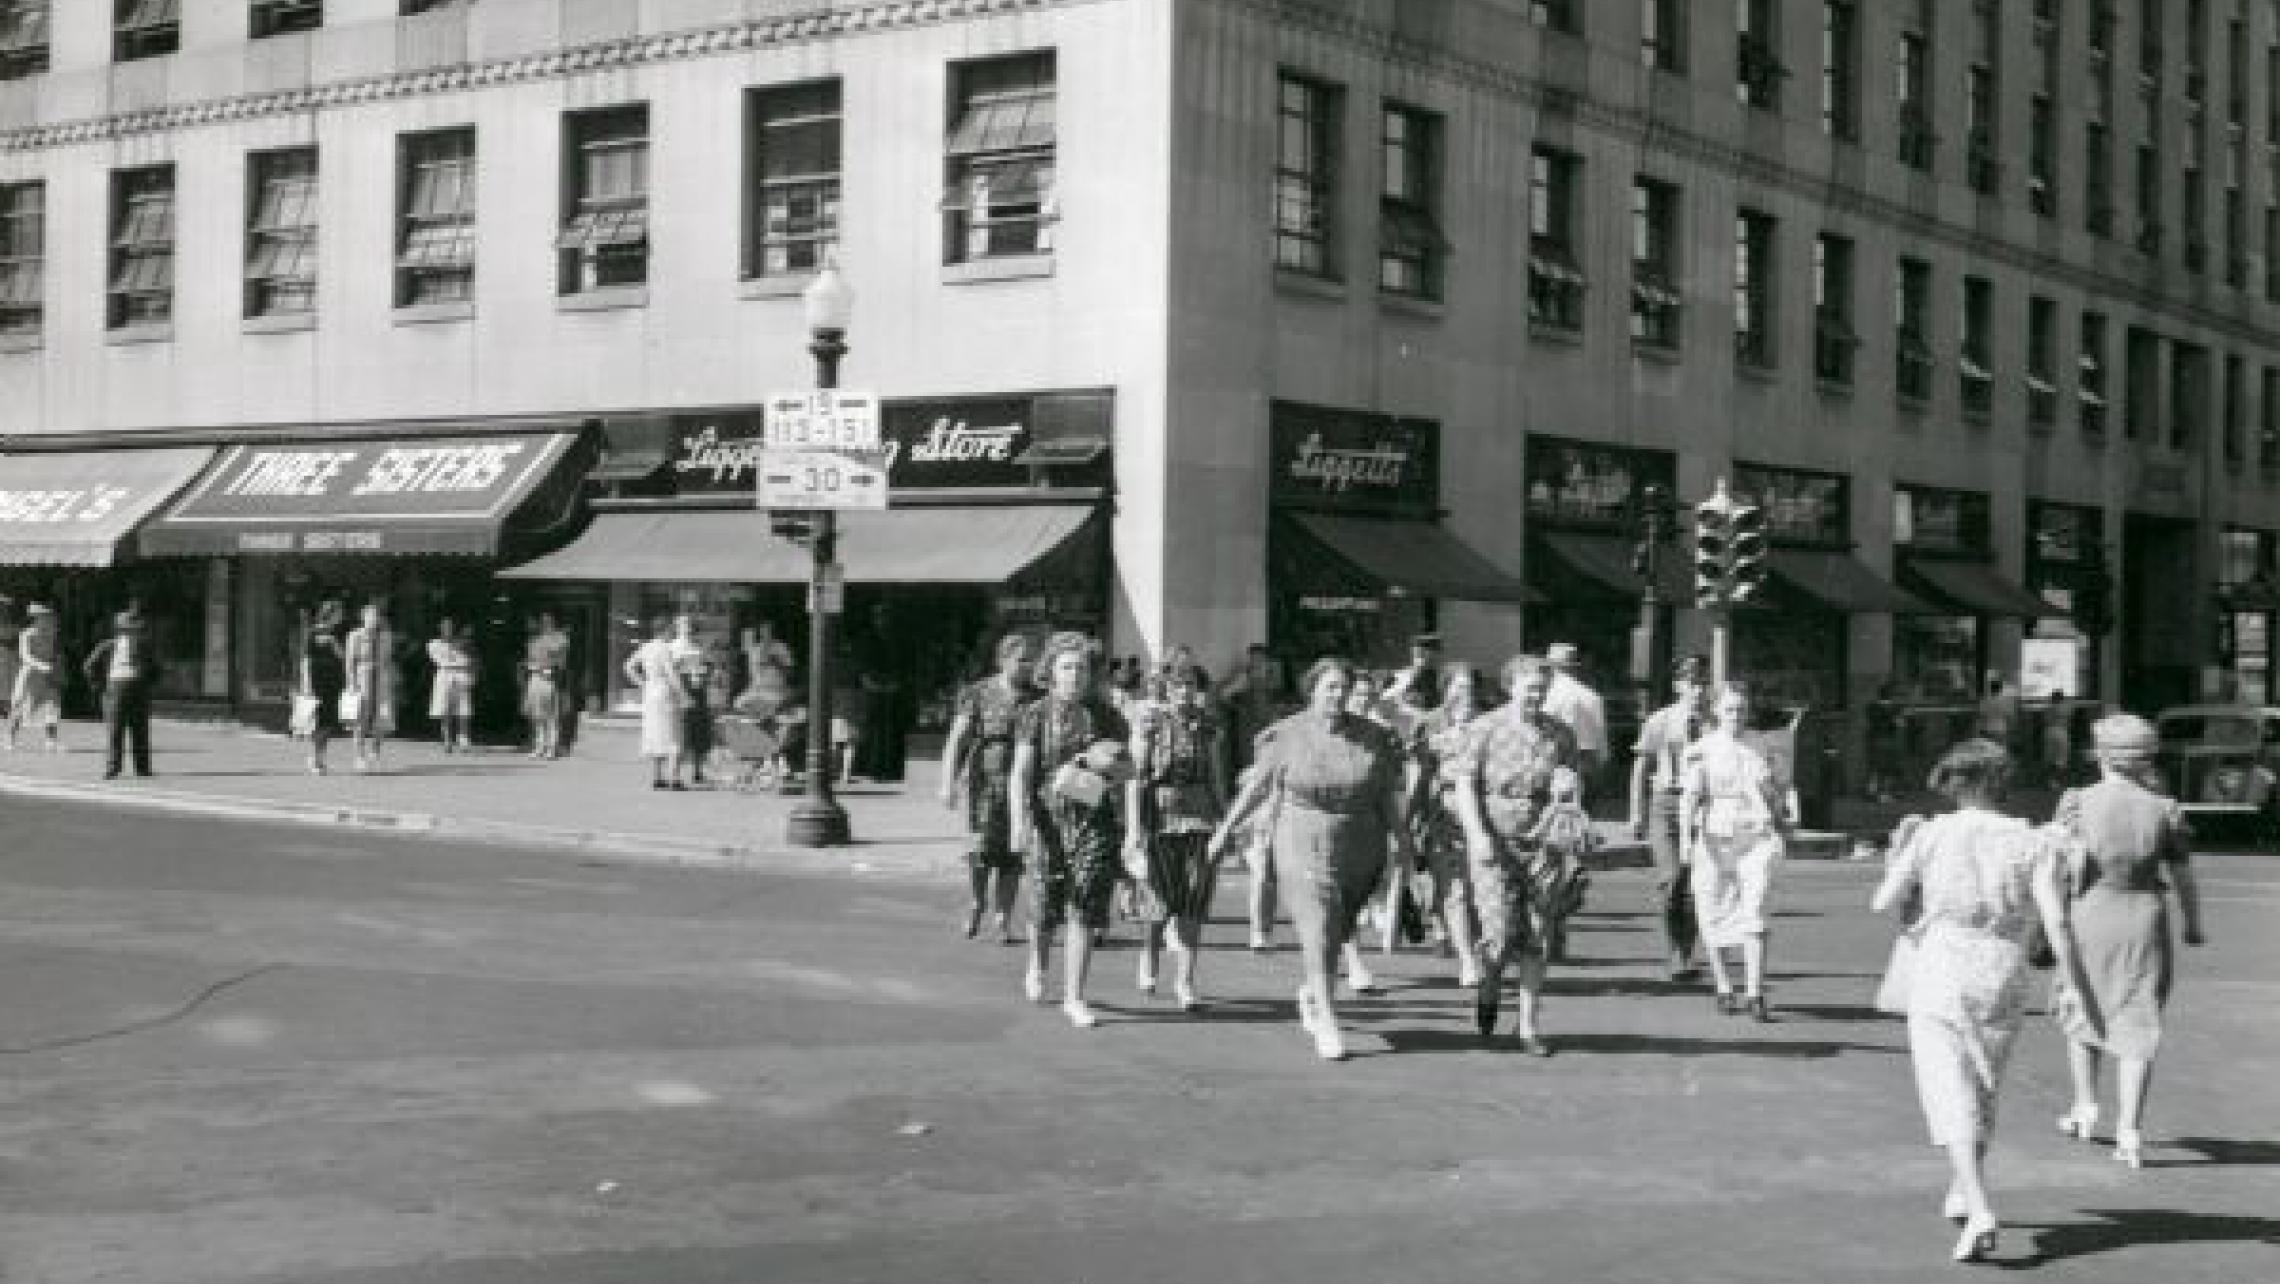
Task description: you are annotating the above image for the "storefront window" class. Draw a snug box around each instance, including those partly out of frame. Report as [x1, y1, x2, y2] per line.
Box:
[2215, 527, 2276, 705]
[1524, 435, 1678, 529]
[1895, 613, 1981, 704]
[2027, 500, 2107, 699]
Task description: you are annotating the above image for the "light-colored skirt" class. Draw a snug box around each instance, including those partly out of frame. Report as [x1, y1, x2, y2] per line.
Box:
[2054, 887, 2171, 1060]
[429, 669, 474, 718]
[639, 681, 683, 758]
[1270, 798, 1386, 953]
[1691, 819, 1783, 948]
[1909, 922, 2033, 1149]
[11, 666, 57, 723]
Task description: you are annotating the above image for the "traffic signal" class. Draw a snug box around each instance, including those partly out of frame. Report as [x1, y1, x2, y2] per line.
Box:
[1728, 501, 1768, 602]
[1693, 494, 1731, 608]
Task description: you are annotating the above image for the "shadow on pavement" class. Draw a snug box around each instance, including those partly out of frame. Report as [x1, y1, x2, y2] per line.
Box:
[2157, 1136, 2280, 1168]
[1373, 1028, 1901, 1058]
[2015, 1208, 2280, 1267]
[1770, 1001, 1891, 1023]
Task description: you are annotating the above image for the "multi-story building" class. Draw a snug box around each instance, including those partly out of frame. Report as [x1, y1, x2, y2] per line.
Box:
[0, 0, 2275, 782]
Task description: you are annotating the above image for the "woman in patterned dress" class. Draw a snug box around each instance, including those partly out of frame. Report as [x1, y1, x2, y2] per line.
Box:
[1405, 660, 1488, 986]
[520, 613, 570, 761]
[1125, 657, 1228, 1009]
[1210, 658, 1415, 1061]
[1679, 681, 1793, 1020]
[1008, 633, 1131, 1028]
[2049, 714, 2208, 1169]
[1873, 739, 2095, 1263]
[939, 634, 1034, 943]
[1449, 655, 1593, 1056]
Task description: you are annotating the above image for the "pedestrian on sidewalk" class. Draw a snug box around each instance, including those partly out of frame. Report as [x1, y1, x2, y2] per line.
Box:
[1008, 632, 1131, 1029]
[2048, 714, 2209, 1171]
[82, 610, 160, 780]
[1872, 738, 2095, 1264]
[625, 615, 688, 790]
[1679, 680, 1795, 1021]
[1126, 655, 1228, 1011]
[0, 594, 18, 720]
[1405, 658, 1488, 987]
[1542, 642, 1609, 781]
[299, 601, 347, 775]
[344, 603, 400, 772]
[670, 616, 716, 787]
[426, 618, 477, 754]
[6, 602, 60, 753]
[1630, 654, 1708, 983]
[520, 612, 570, 760]
[940, 632, 1033, 943]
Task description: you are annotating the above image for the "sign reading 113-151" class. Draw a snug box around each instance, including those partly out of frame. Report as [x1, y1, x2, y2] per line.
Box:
[758, 389, 888, 510]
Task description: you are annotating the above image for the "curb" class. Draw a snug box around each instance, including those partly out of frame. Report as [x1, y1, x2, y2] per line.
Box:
[0, 772, 969, 880]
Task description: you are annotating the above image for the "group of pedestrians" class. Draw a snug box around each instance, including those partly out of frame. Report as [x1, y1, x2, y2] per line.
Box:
[0, 603, 162, 778]
[623, 615, 802, 791]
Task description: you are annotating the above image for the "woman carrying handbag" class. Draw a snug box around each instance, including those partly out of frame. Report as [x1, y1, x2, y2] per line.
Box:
[298, 602, 347, 776]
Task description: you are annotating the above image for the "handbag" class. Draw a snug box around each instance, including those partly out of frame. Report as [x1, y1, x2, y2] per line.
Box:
[288, 694, 319, 738]
[337, 688, 363, 724]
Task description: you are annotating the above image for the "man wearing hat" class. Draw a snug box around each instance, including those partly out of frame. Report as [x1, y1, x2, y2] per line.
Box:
[83, 610, 162, 779]
[1542, 642, 1609, 777]
[1629, 654, 1709, 980]
[1387, 632, 1444, 713]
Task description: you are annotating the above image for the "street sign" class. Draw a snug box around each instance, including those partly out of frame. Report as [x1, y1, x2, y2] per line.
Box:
[757, 448, 889, 510]
[764, 389, 882, 451]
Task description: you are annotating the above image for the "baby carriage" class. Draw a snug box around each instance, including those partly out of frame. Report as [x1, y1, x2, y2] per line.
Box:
[715, 713, 788, 792]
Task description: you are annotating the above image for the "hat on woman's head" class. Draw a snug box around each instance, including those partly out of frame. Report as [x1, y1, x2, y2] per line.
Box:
[2091, 713, 2159, 756]
[1037, 630, 1092, 668]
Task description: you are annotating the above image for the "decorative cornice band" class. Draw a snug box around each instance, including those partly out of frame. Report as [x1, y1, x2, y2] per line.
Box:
[1256, 0, 2280, 351]
[0, 0, 1070, 152]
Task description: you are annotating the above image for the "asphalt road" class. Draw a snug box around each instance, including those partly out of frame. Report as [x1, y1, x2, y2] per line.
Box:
[1, 797, 2274, 1284]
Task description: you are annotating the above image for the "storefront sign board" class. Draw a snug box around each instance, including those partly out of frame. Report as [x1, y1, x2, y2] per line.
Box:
[666, 394, 1100, 497]
[1270, 402, 1439, 515]
[758, 449, 889, 510]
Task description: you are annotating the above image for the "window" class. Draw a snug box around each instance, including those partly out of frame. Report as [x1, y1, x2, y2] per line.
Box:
[2181, 165, 2206, 271]
[250, 0, 321, 38]
[107, 164, 173, 329]
[1531, 0, 1578, 33]
[0, 1, 50, 79]
[2263, 366, 2279, 469]
[1642, 0, 1686, 71]
[395, 127, 475, 307]
[944, 52, 1057, 265]
[2090, 1, 2116, 58]
[2227, 19, 2248, 121]
[2124, 325, 2160, 439]
[559, 105, 648, 294]
[1378, 103, 1446, 300]
[2140, 0, 2164, 76]
[2223, 352, 2245, 462]
[745, 80, 841, 280]
[401, 0, 466, 12]
[2085, 121, 2114, 235]
[2172, 341, 2207, 449]
[1737, 0, 1784, 110]
[2028, 97, 2056, 216]
[113, 0, 177, 62]
[2268, 204, 2280, 303]
[1822, 1, 1858, 138]
[1966, 66, 1999, 193]
[1898, 33, 1934, 169]
[1631, 178, 1681, 349]
[1813, 232, 1856, 385]
[2225, 186, 2246, 287]
[0, 180, 40, 337]
[1274, 73, 1340, 278]
[2026, 296, 2058, 430]
[2079, 311, 2110, 436]
[1960, 275, 1993, 419]
[1896, 256, 1932, 402]
[1734, 208, 1776, 369]
[244, 147, 316, 318]
[2135, 143, 2162, 252]
[2183, 0, 2206, 98]
[1528, 146, 1584, 328]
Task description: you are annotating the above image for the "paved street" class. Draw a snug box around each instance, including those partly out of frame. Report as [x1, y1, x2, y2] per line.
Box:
[0, 797, 2274, 1284]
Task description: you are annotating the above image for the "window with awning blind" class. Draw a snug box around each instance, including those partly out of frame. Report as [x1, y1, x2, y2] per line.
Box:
[107, 165, 172, 329]
[560, 104, 649, 293]
[396, 127, 475, 307]
[113, 0, 177, 62]
[944, 52, 1057, 263]
[744, 80, 840, 279]
[245, 148, 316, 318]
[0, 1, 49, 79]
[250, 0, 321, 38]
[0, 180, 40, 338]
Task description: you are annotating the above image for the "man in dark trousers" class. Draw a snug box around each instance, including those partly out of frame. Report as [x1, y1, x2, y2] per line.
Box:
[83, 610, 161, 779]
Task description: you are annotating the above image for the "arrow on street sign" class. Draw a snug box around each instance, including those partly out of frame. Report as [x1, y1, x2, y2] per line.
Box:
[757, 448, 890, 510]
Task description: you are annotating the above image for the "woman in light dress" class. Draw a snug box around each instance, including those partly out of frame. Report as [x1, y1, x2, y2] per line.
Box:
[343, 603, 400, 772]
[2049, 714, 2208, 1169]
[521, 613, 570, 760]
[6, 603, 60, 752]
[624, 615, 688, 790]
[426, 618, 477, 753]
[1679, 680, 1794, 1020]
[1873, 739, 2097, 1264]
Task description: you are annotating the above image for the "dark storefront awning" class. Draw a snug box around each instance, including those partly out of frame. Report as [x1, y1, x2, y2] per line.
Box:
[1767, 548, 1934, 614]
[1534, 531, 1691, 603]
[0, 447, 216, 567]
[502, 504, 1095, 584]
[140, 431, 582, 557]
[1902, 556, 2067, 618]
[1286, 513, 1539, 604]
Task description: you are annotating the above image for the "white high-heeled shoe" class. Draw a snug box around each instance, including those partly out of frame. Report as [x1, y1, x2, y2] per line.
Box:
[2056, 1102, 2100, 1140]
[1022, 965, 1046, 1003]
[1061, 998, 1099, 1028]
[1172, 980, 1200, 1012]
[1952, 1214, 1999, 1263]
[2113, 1127, 2145, 1169]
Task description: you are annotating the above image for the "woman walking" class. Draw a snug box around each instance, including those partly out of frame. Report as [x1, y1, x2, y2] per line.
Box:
[1407, 659, 1488, 986]
[521, 613, 570, 760]
[625, 616, 688, 789]
[1211, 658, 1415, 1061]
[940, 634, 1034, 943]
[1449, 655, 1593, 1056]
[1873, 739, 2095, 1263]
[299, 602, 347, 774]
[1126, 657, 1228, 1010]
[426, 618, 477, 753]
[2050, 714, 2209, 1169]
[6, 603, 60, 753]
[343, 603, 399, 772]
[1679, 680, 1794, 1020]
[1008, 633, 1131, 1028]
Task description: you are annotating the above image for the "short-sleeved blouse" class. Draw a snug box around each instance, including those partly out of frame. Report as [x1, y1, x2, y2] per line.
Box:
[1452, 710, 1579, 838]
[1254, 711, 1403, 816]
[2060, 777, 2190, 894]
[1681, 735, 1778, 827]
[1898, 808, 2047, 940]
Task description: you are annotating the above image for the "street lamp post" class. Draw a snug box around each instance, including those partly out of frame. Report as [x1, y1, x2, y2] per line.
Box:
[786, 259, 854, 848]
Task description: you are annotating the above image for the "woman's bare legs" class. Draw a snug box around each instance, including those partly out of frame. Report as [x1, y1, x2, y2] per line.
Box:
[1246, 841, 1277, 949]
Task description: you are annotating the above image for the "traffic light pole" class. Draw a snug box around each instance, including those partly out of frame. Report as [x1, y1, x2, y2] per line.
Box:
[1711, 607, 1731, 694]
[786, 326, 852, 849]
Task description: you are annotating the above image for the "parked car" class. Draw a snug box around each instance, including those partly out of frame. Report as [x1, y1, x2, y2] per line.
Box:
[2154, 704, 2280, 844]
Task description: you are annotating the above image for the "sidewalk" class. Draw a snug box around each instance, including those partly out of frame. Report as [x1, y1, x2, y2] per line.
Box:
[0, 718, 1876, 873]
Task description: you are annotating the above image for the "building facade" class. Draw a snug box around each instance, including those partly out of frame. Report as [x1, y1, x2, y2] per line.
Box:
[0, 0, 2276, 780]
